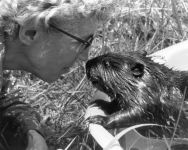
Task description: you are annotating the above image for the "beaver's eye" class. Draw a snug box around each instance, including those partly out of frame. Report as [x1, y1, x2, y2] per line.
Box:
[131, 63, 145, 78]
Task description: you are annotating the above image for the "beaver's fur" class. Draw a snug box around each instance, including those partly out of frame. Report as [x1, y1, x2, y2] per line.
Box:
[86, 52, 188, 138]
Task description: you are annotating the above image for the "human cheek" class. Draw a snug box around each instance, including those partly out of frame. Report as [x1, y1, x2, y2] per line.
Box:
[78, 47, 90, 61]
[32, 45, 62, 72]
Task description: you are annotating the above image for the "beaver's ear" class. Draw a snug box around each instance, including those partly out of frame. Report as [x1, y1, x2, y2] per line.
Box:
[131, 63, 145, 78]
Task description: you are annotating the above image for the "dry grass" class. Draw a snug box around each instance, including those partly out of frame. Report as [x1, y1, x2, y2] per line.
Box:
[4, 0, 188, 149]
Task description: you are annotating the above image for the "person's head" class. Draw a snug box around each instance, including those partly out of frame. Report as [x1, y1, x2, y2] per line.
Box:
[0, 0, 116, 82]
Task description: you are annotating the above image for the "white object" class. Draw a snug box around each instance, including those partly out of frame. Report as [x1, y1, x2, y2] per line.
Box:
[89, 124, 123, 150]
[85, 106, 123, 150]
[149, 39, 188, 71]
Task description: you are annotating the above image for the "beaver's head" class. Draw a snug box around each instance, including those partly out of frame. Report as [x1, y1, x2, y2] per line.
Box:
[86, 52, 173, 107]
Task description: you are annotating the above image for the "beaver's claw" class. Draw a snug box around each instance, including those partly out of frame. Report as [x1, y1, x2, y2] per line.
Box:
[86, 115, 108, 127]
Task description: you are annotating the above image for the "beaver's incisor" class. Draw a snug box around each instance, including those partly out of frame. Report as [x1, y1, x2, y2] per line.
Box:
[86, 52, 188, 138]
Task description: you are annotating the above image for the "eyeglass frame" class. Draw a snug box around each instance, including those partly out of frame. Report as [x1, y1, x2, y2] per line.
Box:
[49, 23, 94, 49]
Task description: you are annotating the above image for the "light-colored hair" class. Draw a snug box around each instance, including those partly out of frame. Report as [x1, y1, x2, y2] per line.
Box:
[0, 0, 117, 37]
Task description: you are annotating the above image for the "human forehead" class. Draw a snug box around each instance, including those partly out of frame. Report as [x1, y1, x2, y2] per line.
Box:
[53, 17, 99, 36]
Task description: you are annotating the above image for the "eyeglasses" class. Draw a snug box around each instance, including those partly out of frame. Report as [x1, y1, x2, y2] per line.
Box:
[50, 23, 94, 49]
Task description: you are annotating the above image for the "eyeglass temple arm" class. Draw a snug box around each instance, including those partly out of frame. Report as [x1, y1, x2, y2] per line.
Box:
[50, 23, 92, 46]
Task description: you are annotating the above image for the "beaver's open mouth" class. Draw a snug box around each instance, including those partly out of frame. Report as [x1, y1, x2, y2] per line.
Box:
[87, 74, 116, 99]
[89, 76, 106, 92]
[86, 56, 117, 99]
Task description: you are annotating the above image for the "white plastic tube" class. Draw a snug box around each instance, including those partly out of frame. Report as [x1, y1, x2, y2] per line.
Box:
[149, 39, 188, 71]
[85, 106, 123, 150]
[89, 124, 123, 150]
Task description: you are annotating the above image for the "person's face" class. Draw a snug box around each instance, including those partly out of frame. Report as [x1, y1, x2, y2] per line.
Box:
[18, 18, 98, 82]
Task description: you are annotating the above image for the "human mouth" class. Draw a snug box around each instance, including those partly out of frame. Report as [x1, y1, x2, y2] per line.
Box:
[61, 67, 70, 74]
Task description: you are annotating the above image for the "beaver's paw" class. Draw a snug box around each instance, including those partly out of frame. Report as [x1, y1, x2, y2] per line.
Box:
[86, 115, 108, 127]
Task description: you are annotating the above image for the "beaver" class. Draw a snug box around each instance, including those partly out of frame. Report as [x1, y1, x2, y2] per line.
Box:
[85, 52, 188, 138]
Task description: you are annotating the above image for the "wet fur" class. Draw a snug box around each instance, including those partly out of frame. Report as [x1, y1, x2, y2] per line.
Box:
[86, 52, 188, 138]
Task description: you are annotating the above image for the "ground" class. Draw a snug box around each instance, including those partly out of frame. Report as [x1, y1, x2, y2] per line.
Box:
[4, 0, 188, 149]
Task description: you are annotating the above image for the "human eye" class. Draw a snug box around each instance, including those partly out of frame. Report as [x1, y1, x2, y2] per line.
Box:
[84, 34, 94, 48]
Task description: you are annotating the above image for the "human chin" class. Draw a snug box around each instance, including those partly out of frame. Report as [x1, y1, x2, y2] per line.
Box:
[34, 71, 61, 83]
[40, 75, 59, 83]
[42, 68, 71, 82]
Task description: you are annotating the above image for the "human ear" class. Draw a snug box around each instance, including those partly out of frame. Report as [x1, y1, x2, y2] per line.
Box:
[19, 25, 38, 45]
